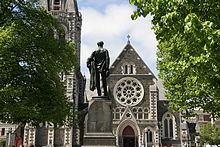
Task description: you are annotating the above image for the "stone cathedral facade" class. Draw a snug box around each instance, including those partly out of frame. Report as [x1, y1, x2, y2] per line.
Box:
[81, 40, 191, 147]
[107, 41, 159, 147]
[104, 41, 188, 147]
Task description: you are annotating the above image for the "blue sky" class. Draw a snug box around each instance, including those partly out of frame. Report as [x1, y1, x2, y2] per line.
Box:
[77, 0, 158, 78]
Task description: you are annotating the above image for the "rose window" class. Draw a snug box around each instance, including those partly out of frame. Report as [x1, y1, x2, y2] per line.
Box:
[114, 77, 144, 106]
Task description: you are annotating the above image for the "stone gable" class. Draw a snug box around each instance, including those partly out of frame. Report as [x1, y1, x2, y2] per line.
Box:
[110, 43, 155, 77]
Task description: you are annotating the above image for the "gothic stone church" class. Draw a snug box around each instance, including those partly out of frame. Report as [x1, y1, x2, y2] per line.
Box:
[82, 41, 186, 147]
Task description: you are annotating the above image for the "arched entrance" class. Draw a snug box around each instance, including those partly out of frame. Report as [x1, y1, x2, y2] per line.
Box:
[122, 126, 135, 147]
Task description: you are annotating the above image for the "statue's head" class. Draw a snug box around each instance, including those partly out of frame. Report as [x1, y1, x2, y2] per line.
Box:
[97, 41, 104, 47]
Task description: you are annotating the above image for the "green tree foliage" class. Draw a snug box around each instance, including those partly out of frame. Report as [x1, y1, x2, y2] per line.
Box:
[0, 0, 76, 125]
[0, 139, 6, 146]
[200, 123, 220, 145]
[129, 0, 220, 116]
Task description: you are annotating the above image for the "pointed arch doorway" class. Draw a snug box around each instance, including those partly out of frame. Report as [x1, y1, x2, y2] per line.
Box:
[122, 126, 135, 147]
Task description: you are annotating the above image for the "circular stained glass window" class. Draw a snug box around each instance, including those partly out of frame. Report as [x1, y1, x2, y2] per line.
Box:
[114, 77, 144, 106]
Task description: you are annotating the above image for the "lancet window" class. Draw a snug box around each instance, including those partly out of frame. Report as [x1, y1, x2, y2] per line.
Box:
[122, 63, 136, 74]
[163, 113, 175, 138]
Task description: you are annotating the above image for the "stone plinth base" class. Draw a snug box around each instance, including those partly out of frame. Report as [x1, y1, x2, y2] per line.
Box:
[87, 97, 112, 133]
[83, 133, 116, 146]
[83, 96, 116, 146]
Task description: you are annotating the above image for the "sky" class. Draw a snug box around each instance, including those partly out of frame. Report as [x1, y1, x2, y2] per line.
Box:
[77, 0, 158, 78]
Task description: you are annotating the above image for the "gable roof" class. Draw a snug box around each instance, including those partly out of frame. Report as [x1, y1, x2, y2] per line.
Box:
[110, 41, 156, 79]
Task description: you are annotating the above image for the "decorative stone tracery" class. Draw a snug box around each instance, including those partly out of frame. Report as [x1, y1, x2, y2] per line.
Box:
[114, 77, 144, 106]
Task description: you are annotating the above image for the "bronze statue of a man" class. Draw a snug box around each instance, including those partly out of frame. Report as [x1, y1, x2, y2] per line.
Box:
[87, 41, 110, 96]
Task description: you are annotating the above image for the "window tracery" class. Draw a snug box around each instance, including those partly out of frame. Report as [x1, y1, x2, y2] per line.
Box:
[114, 77, 144, 106]
[131, 107, 149, 120]
[113, 107, 125, 120]
[163, 113, 175, 138]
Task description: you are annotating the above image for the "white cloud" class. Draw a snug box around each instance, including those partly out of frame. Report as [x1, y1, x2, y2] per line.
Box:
[78, 0, 124, 7]
[79, 3, 158, 78]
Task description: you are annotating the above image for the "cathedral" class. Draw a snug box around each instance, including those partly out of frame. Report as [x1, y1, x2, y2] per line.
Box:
[81, 39, 189, 147]
[0, 0, 200, 147]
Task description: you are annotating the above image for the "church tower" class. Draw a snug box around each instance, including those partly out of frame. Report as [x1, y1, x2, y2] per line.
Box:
[40, 0, 82, 64]
[23, 1, 86, 147]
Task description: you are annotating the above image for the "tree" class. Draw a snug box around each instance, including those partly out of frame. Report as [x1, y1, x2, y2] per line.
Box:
[129, 0, 220, 116]
[0, 139, 6, 147]
[0, 0, 76, 125]
[200, 123, 220, 145]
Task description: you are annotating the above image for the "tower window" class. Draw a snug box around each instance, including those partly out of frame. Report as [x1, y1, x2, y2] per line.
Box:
[53, 0, 61, 10]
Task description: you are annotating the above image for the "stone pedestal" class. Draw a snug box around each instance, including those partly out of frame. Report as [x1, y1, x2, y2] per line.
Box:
[83, 97, 116, 147]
